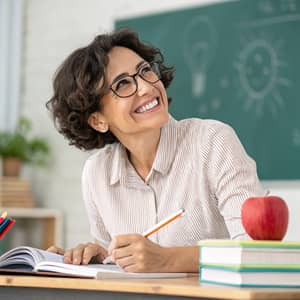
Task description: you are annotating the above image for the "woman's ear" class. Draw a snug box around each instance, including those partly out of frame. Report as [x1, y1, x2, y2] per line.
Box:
[88, 112, 109, 133]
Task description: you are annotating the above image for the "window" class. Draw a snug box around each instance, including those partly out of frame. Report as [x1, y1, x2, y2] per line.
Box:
[0, 0, 23, 131]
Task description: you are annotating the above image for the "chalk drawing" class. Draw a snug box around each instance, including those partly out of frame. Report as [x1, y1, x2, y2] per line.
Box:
[280, 0, 297, 13]
[234, 34, 290, 118]
[259, 0, 274, 14]
[182, 16, 217, 98]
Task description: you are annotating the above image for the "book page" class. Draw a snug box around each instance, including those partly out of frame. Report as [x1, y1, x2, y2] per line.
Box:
[37, 249, 64, 263]
[0, 246, 41, 268]
[89, 264, 188, 278]
[35, 261, 187, 279]
[98, 268, 188, 279]
[0, 246, 64, 269]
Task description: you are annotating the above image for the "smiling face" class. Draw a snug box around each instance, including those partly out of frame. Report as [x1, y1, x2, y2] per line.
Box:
[89, 46, 169, 143]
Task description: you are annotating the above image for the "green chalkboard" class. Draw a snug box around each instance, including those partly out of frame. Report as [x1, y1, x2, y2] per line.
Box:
[116, 0, 300, 180]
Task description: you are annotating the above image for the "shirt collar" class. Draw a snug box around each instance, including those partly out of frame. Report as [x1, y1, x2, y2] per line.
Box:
[151, 115, 178, 176]
[109, 115, 178, 185]
[110, 143, 127, 185]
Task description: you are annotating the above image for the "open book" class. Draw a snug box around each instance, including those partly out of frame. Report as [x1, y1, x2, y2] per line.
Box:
[0, 246, 187, 279]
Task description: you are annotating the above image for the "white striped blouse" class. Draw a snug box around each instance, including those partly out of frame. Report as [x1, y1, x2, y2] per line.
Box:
[82, 116, 264, 249]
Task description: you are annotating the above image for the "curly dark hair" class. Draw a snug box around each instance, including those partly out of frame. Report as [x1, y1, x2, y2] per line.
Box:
[46, 27, 175, 150]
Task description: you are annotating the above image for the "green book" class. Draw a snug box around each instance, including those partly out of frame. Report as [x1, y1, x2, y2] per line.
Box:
[199, 264, 300, 288]
[198, 239, 300, 266]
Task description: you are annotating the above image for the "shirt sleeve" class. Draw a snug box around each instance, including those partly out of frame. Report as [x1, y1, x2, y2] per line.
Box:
[207, 122, 265, 240]
[81, 160, 111, 249]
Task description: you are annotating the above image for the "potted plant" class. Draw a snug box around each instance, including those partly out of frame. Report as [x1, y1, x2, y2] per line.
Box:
[0, 117, 50, 177]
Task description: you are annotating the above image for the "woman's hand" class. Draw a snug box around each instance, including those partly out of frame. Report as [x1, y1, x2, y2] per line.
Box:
[47, 242, 108, 265]
[108, 234, 170, 273]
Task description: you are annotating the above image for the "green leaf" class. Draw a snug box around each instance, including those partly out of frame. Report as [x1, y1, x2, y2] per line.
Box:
[0, 117, 50, 166]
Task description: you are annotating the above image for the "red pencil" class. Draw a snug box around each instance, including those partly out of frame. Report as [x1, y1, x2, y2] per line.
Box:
[0, 219, 15, 239]
[0, 211, 8, 224]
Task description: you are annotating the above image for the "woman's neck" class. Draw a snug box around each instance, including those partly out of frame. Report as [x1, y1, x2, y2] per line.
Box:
[121, 129, 161, 181]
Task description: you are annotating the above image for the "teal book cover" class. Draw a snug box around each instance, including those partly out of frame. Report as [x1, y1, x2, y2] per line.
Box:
[199, 264, 300, 272]
[199, 265, 300, 288]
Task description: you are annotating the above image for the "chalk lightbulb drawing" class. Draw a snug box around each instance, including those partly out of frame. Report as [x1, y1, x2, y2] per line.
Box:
[234, 37, 290, 117]
[183, 16, 217, 98]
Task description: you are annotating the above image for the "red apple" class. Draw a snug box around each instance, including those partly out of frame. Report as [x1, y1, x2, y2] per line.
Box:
[241, 196, 289, 240]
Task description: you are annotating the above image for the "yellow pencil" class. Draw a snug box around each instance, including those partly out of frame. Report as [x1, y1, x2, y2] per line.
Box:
[103, 208, 185, 264]
[142, 208, 185, 237]
[0, 211, 7, 219]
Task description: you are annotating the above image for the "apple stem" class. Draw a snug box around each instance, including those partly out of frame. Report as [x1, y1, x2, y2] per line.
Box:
[265, 189, 270, 196]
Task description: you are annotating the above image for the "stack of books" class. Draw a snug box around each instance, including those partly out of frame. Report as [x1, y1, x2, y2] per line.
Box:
[0, 177, 34, 207]
[199, 239, 300, 288]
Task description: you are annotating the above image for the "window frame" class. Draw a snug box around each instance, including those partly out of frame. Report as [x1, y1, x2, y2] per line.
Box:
[0, 0, 24, 131]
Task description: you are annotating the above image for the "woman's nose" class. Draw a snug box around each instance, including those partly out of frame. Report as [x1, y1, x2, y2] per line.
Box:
[136, 76, 153, 96]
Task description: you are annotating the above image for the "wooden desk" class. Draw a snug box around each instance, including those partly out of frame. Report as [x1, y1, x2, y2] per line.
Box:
[1, 274, 300, 300]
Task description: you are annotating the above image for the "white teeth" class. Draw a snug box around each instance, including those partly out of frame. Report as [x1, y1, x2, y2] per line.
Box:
[136, 98, 159, 113]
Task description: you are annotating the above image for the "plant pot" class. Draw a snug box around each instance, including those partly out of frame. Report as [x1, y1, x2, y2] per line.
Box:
[2, 157, 22, 177]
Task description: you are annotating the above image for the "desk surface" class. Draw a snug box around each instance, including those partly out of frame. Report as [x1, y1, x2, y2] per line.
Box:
[1, 274, 300, 300]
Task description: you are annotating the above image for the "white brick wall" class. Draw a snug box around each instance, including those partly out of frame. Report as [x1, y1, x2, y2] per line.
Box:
[21, 0, 300, 248]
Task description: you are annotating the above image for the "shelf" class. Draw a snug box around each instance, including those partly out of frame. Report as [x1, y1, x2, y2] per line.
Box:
[0, 207, 63, 249]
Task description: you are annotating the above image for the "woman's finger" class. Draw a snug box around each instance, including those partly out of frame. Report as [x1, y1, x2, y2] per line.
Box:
[115, 254, 135, 270]
[71, 243, 86, 265]
[111, 244, 133, 261]
[82, 244, 99, 264]
[63, 248, 75, 264]
[46, 245, 65, 255]
[108, 234, 140, 254]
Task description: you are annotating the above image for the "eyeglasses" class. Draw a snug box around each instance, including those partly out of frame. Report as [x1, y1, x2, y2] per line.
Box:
[109, 61, 161, 98]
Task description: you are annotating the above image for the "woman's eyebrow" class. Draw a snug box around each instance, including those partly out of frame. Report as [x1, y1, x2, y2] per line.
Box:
[110, 60, 146, 85]
[135, 60, 146, 70]
[111, 73, 128, 85]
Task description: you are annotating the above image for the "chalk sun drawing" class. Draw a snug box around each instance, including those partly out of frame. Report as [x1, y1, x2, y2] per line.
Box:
[233, 35, 290, 118]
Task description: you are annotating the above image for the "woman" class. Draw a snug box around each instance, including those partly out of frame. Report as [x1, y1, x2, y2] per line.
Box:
[46, 28, 264, 273]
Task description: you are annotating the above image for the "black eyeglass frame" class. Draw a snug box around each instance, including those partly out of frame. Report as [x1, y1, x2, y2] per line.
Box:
[108, 61, 161, 98]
